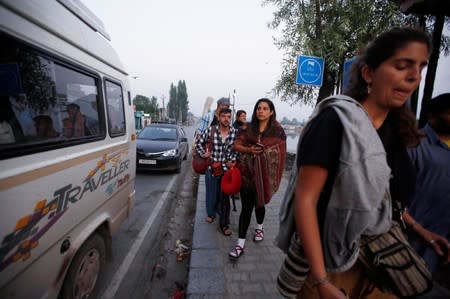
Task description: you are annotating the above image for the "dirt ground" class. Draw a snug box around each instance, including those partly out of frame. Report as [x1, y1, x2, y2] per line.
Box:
[144, 169, 199, 299]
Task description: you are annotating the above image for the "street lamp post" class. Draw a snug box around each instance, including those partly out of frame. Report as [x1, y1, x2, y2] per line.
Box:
[232, 89, 236, 122]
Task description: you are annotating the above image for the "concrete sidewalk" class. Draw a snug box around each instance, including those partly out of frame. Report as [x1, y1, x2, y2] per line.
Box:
[186, 173, 288, 299]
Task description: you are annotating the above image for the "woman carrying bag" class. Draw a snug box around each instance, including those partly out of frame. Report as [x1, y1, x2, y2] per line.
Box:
[229, 98, 286, 259]
[287, 28, 434, 299]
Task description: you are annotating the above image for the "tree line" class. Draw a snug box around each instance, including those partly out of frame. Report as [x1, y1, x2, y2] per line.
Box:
[132, 80, 190, 123]
[280, 117, 306, 126]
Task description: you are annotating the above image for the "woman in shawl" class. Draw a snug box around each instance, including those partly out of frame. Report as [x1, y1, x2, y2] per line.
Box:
[229, 98, 286, 259]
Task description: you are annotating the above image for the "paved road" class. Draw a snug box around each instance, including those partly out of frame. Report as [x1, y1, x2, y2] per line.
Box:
[97, 124, 198, 299]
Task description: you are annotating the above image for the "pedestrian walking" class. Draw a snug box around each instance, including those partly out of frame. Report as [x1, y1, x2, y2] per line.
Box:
[279, 27, 432, 299]
[404, 93, 450, 298]
[195, 108, 237, 236]
[196, 97, 230, 136]
[193, 97, 231, 158]
[231, 109, 247, 210]
[233, 110, 247, 130]
[229, 98, 286, 259]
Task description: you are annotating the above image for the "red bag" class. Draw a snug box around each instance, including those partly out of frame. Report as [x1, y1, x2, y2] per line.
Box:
[192, 127, 215, 174]
[221, 167, 242, 195]
[211, 162, 224, 177]
[192, 153, 209, 174]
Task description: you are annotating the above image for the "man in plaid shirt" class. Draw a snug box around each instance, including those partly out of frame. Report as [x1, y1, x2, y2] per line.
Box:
[195, 108, 237, 236]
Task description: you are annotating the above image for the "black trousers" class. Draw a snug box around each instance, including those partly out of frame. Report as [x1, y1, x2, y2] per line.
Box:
[217, 187, 231, 229]
[238, 186, 265, 239]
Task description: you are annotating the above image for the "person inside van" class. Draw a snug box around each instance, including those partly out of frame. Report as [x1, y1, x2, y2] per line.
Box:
[63, 103, 86, 137]
[0, 96, 24, 144]
[0, 119, 15, 144]
[33, 115, 59, 138]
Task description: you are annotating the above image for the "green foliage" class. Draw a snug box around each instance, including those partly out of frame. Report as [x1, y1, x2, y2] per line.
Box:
[263, 0, 419, 105]
[167, 83, 177, 120]
[167, 80, 189, 122]
[133, 94, 159, 120]
[133, 80, 189, 123]
[134, 95, 150, 106]
[177, 80, 189, 122]
[15, 51, 57, 114]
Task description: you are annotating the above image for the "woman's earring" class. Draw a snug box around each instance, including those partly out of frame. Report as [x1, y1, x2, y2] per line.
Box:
[367, 83, 372, 95]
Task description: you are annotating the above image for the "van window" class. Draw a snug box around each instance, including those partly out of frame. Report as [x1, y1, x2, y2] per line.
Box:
[105, 80, 126, 136]
[0, 34, 103, 159]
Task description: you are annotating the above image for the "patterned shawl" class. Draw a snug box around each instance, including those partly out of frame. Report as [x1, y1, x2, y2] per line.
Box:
[237, 121, 286, 207]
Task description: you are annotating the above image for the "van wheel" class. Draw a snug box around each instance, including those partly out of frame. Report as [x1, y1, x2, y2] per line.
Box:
[61, 234, 106, 299]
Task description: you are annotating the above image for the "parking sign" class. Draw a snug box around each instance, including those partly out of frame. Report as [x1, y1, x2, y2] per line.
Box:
[296, 55, 325, 87]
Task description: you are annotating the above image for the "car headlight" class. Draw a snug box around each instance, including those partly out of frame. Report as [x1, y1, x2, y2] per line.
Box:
[162, 149, 177, 157]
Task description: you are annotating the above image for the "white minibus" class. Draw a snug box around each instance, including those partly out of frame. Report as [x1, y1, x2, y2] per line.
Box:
[0, 0, 136, 298]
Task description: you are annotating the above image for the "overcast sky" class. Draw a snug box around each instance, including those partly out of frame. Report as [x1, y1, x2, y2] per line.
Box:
[80, 0, 315, 120]
[81, 0, 449, 121]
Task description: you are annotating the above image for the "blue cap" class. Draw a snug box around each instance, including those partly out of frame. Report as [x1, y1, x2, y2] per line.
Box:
[217, 97, 230, 105]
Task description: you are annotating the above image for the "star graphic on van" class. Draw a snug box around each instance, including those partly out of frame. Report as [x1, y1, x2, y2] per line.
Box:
[84, 150, 128, 182]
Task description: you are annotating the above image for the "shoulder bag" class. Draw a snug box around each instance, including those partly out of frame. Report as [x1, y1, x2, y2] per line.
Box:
[192, 126, 215, 174]
[358, 221, 432, 298]
[276, 232, 310, 298]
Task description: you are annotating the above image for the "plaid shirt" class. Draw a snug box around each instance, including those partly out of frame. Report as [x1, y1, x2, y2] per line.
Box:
[195, 124, 237, 171]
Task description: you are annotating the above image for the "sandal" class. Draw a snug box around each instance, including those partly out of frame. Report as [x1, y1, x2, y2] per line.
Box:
[253, 229, 264, 242]
[206, 216, 215, 223]
[221, 226, 232, 236]
[229, 244, 244, 259]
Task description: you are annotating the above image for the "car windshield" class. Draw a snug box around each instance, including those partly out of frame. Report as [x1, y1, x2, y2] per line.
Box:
[138, 126, 177, 141]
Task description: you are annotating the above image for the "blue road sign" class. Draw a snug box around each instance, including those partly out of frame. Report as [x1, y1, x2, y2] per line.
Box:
[296, 55, 324, 87]
[342, 57, 356, 92]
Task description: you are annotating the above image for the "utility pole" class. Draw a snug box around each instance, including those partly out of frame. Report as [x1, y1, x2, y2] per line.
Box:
[232, 89, 236, 122]
[161, 95, 166, 120]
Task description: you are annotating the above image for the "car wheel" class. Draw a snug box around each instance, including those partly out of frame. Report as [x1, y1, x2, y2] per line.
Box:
[61, 233, 106, 299]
